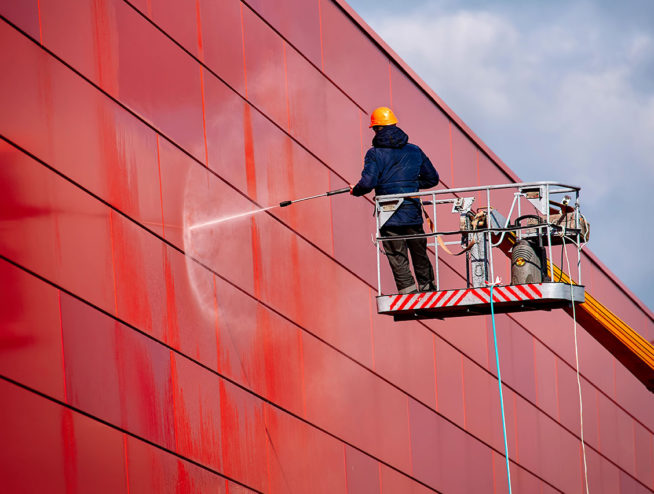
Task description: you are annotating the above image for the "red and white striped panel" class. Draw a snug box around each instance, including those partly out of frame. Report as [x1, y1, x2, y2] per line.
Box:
[387, 284, 544, 312]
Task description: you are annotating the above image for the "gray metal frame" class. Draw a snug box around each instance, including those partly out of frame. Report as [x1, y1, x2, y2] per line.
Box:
[373, 181, 585, 297]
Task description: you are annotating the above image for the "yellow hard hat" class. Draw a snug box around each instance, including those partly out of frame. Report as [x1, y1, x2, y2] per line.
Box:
[369, 107, 398, 128]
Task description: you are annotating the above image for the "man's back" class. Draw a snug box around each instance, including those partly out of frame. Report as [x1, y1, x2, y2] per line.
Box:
[353, 124, 438, 226]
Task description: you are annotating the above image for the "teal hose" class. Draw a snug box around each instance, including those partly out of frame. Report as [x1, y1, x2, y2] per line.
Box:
[490, 283, 513, 493]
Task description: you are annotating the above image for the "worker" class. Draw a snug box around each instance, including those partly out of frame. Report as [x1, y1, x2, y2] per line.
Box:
[351, 107, 439, 294]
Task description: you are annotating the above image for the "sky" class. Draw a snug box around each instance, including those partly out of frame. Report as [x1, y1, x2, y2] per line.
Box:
[346, 0, 654, 311]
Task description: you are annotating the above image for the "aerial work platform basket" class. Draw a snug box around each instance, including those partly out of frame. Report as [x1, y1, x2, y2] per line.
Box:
[374, 182, 588, 321]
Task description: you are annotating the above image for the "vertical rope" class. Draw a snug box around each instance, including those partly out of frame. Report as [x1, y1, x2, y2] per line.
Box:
[490, 283, 513, 493]
[563, 239, 590, 493]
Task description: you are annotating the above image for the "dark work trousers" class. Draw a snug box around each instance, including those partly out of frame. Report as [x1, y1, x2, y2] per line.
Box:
[380, 224, 435, 293]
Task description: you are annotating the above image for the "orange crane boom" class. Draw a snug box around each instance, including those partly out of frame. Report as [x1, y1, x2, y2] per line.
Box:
[550, 263, 654, 392]
[494, 227, 653, 392]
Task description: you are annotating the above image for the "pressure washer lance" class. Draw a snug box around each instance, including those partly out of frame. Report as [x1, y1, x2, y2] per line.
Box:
[279, 187, 351, 207]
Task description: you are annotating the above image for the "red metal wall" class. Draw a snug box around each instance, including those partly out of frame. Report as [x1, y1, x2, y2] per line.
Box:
[0, 0, 652, 492]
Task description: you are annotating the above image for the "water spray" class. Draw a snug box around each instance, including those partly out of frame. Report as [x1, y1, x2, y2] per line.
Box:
[189, 187, 351, 231]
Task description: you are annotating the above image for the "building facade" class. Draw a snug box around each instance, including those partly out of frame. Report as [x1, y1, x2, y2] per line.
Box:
[0, 0, 652, 492]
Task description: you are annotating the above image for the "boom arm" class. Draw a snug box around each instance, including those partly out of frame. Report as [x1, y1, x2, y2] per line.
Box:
[497, 234, 654, 392]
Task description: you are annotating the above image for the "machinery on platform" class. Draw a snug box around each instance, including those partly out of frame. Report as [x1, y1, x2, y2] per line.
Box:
[373, 182, 588, 321]
[276, 181, 653, 391]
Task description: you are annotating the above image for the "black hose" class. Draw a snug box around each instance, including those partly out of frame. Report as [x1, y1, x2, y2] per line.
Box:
[326, 187, 351, 196]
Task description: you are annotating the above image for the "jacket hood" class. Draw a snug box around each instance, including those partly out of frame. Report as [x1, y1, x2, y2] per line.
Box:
[372, 125, 409, 149]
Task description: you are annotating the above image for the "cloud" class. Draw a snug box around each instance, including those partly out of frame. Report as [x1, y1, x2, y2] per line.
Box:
[376, 9, 520, 119]
[354, 0, 654, 309]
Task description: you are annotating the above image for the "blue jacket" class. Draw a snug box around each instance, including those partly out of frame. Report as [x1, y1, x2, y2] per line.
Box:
[352, 125, 439, 226]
